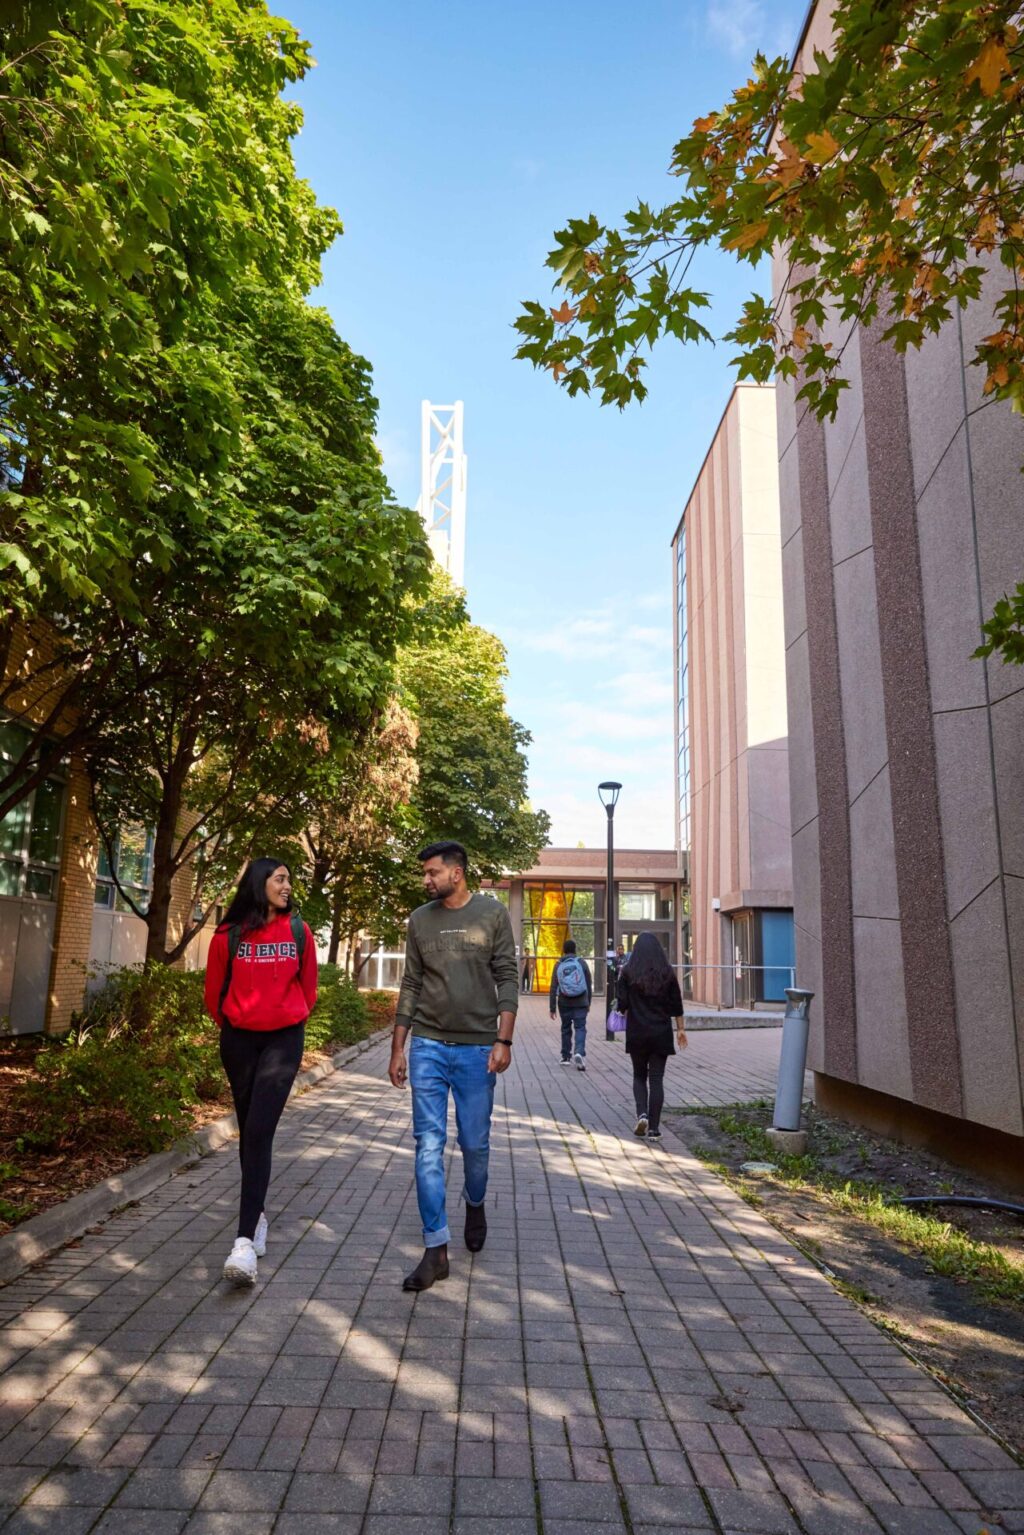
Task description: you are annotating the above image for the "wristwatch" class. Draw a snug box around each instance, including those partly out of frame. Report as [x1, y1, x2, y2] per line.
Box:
[495, 1038, 513, 1050]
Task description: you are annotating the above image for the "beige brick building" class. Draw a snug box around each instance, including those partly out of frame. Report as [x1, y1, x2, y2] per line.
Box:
[2, 622, 207, 1034]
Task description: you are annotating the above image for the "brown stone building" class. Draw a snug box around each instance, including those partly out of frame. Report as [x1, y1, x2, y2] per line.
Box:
[672, 383, 794, 1008]
[775, 1, 1024, 1178]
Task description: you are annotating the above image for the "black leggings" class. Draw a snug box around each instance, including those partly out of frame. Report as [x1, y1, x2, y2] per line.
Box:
[631, 1049, 668, 1132]
[219, 1022, 304, 1240]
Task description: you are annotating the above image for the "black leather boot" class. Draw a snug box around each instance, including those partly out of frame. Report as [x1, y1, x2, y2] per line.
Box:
[465, 1201, 487, 1253]
[402, 1244, 449, 1291]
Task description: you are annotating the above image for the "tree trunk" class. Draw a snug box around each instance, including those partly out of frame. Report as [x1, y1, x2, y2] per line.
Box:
[144, 726, 197, 964]
[327, 887, 344, 966]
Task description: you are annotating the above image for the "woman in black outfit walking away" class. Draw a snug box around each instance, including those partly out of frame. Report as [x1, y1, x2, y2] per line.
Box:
[616, 933, 687, 1143]
[204, 859, 317, 1285]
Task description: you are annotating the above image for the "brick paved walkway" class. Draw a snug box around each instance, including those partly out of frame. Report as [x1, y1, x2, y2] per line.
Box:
[0, 999, 1020, 1534]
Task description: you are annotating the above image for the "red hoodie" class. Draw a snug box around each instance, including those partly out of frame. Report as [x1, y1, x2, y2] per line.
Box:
[204, 912, 318, 1031]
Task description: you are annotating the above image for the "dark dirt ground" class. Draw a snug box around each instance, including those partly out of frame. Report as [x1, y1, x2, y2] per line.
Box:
[666, 1101, 1024, 1459]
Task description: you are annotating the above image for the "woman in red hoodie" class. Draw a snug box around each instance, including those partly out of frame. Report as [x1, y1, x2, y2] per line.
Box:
[204, 858, 317, 1286]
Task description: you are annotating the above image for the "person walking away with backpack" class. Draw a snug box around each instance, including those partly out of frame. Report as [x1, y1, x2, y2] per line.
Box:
[549, 939, 592, 1070]
[204, 858, 317, 1286]
[615, 932, 686, 1144]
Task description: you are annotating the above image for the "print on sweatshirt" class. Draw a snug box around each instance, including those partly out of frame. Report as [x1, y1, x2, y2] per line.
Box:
[203, 912, 318, 1032]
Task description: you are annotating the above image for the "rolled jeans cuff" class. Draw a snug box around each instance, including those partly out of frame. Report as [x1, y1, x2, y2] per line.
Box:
[424, 1224, 450, 1248]
[462, 1188, 485, 1208]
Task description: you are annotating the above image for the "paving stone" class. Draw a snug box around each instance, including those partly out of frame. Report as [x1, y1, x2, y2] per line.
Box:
[706, 1488, 802, 1532]
[540, 1480, 624, 1522]
[451, 1521, 538, 1535]
[623, 1486, 716, 1527]
[282, 1473, 373, 1513]
[91, 1512, 189, 1535]
[367, 1475, 453, 1515]
[454, 1476, 536, 1516]
[112, 1468, 213, 1509]
[273, 1518, 362, 1535]
[178, 1516, 276, 1535]
[0, 1509, 103, 1533]
[23, 1467, 130, 1505]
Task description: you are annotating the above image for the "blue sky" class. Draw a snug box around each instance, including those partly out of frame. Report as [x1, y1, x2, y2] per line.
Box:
[284, 0, 806, 851]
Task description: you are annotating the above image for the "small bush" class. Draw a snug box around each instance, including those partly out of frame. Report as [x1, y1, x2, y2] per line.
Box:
[305, 967, 374, 1053]
[17, 962, 385, 1163]
[364, 990, 397, 1030]
[23, 967, 221, 1157]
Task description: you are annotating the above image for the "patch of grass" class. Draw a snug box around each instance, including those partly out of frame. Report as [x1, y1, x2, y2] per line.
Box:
[687, 1105, 1024, 1309]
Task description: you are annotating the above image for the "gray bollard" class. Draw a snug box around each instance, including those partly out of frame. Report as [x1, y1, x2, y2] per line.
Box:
[772, 987, 814, 1131]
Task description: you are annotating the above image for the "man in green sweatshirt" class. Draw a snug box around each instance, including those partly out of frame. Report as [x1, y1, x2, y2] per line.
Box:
[389, 840, 518, 1291]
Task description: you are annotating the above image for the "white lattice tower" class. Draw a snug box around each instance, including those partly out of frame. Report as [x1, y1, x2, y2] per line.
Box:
[417, 401, 467, 587]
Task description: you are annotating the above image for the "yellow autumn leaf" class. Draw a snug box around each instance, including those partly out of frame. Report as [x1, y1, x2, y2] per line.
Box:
[724, 219, 770, 253]
[897, 197, 917, 220]
[967, 36, 1009, 96]
[577, 293, 598, 316]
[804, 129, 839, 164]
[792, 325, 810, 350]
[550, 300, 577, 324]
[771, 137, 805, 189]
[693, 114, 717, 133]
[551, 362, 567, 381]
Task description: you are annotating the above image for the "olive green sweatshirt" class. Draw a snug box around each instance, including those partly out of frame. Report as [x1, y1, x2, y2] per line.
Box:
[395, 892, 519, 1044]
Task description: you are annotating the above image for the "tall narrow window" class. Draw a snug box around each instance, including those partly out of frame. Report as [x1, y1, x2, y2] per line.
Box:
[0, 721, 66, 900]
[95, 826, 155, 914]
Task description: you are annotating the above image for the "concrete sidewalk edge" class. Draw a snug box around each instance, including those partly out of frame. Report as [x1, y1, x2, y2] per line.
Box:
[0, 1024, 391, 1289]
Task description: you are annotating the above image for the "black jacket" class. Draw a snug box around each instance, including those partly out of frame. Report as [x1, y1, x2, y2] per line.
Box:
[617, 968, 683, 1056]
[549, 956, 593, 1012]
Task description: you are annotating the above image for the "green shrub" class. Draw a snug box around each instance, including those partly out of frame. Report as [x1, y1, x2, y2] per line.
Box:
[305, 967, 374, 1053]
[18, 962, 385, 1162]
[364, 990, 397, 1030]
[22, 966, 222, 1157]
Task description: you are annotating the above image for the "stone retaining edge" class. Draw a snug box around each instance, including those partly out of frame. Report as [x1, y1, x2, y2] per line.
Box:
[0, 1024, 392, 1289]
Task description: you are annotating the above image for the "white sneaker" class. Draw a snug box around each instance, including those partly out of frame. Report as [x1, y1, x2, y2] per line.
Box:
[574, 1053, 586, 1072]
[634, 1115, 649, 1138]
[223, 1237, 258, 1287]
[253, 1212, 268, 1258]
[559, 1057, 572, 1066]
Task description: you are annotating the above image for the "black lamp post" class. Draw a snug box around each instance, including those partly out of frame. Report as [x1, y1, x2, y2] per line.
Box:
[598, 781, 622, 1041]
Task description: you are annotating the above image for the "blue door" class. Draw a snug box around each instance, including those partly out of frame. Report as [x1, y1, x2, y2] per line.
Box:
[759, 910, 794, 1002]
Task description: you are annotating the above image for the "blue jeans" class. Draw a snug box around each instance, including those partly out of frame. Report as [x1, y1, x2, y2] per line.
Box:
[560, 1006, 588, 1060]
[408, 1036, 497, 1248]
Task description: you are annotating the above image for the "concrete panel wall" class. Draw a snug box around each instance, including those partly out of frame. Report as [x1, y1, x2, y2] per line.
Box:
[682, 384, 793, 1004]
[775, 259, 1024, 1143]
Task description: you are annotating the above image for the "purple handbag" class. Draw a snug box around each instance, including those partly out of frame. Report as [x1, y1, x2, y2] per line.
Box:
[607, 1007, 627, 1033]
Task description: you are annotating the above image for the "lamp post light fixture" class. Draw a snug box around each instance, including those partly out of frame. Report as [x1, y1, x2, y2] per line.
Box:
[598, 781, 622, 1041]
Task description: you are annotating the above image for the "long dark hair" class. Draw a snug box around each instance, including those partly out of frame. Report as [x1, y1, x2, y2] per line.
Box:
[221, 857, 293, 935]
[623, 932, 675, 996]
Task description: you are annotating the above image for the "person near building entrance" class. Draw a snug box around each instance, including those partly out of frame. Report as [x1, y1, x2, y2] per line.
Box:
[204, 859, 317, 1286]
[548, 938, 592, 1070]
[615, 932, 686, 1144]
[389, 840, 518, 1292]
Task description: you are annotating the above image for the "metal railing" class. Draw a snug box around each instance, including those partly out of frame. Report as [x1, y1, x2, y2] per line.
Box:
[670, 962, 796, 1011]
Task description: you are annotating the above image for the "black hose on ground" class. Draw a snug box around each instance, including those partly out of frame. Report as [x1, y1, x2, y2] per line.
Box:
[898, 1195, 1024, 1219]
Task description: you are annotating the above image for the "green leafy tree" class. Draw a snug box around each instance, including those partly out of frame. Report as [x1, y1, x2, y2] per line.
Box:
[397, 575, 551, 883]
[299, 700, 421, 966]
[295, 575, 551, 965]
[514, 0, 1024, 661]
[0, 0, 338, 816]
[86, 283, 429, 964]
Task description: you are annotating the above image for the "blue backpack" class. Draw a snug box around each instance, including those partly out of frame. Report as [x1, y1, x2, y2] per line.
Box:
[556, 956, 588, 998]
